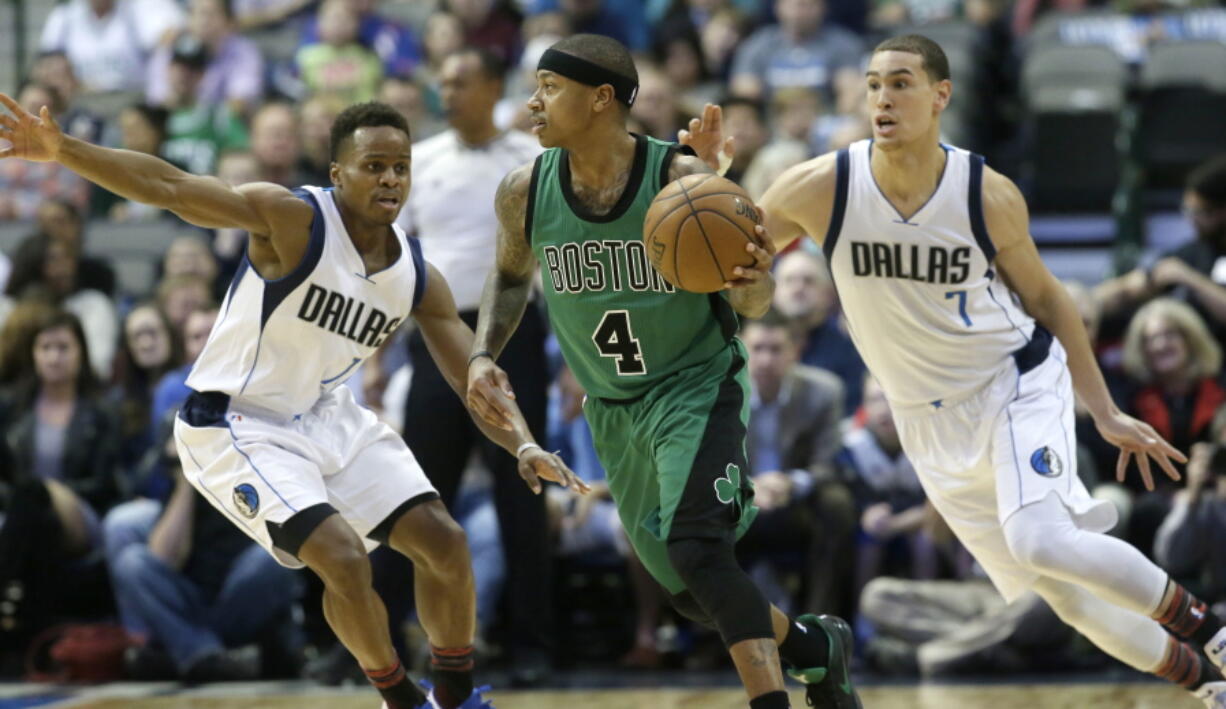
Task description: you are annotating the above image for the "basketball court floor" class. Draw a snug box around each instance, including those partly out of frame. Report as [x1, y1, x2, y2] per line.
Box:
[0, 676, 1204, 709]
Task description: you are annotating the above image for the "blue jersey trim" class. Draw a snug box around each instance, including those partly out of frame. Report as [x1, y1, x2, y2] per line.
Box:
[223, 256, 250, 319]
[967, 154, 997, 262]
[822, 148, 851, 262]
[260, 188, 328, 329]
[408, 235, 427, 310]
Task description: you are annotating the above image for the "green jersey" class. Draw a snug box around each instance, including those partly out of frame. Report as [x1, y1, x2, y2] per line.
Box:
[528, 134, 738, 401]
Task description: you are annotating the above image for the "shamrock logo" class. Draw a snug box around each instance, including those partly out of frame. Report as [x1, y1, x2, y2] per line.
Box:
[714, 463, 741, 505]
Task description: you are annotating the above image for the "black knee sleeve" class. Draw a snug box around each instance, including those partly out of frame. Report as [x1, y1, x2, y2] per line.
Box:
[666, 536, 774, 647]
[670, 591, 715, 629]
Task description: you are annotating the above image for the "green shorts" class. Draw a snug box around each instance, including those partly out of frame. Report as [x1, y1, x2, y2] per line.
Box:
[584, 340, 758, 595]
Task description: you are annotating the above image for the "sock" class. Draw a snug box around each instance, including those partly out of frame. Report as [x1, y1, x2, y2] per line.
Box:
[749, 690, 790, 708]
[1154, 579, 1223, 647]
[364, 658, 426, 709]
[430, 645, 475, 709]
[778, 617, 830, 671]
[1154, 637, 1218, 691]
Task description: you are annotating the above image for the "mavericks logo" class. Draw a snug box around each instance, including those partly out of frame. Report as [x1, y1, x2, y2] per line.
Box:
[233, 483, 260, 518]
[1030, 447, 1063, 477]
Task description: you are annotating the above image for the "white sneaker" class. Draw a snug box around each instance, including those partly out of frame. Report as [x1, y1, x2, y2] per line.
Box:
[1207, 627, 1226, 672]
[1197, 682, 1226, 707]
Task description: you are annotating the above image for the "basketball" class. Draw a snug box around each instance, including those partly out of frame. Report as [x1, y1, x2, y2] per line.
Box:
[643, 174, 762, 293]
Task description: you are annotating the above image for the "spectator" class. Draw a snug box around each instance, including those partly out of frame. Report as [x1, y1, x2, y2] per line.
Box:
[720, 97, 770, 185]
[0, 300, 57, 388]
[630, 64, 687, 141]
[652, 24, 721, 116]
[300, 0, 422, 78]
[35, 198, 118, 297]
[739, 310, 855, 619]
[94, 104, 175, 223]
[146, 0, 266, 114]
[210, 151, 260, 284]
[842, 376, 936, 595]
[420, 12, 467, 89]
[249, 103, 305, 186]
[1095, 155, 1226, 342]
[730, 0, 864, 104]
[163, 236, 223, 300]
[699, 6, 751, 82]
[3, 236, 119, 380]
[773, 249, 867, 412]
[156, 275, 214, 334]
[526, 0, 649, 51]
[233, 0, 315, 30]
[38, 0, 185, 94]
[449, 0, 524, 63]
[151, 302, 218, 431]
[298, 95, 344, 186]
[1155, 438, 1226, 611]
[111, 464, 302, 681]
[296, 0, 386, 104]
[28, 52, 104, 144]
[0, 310, 123, 645]
[112, 303, 181, 475]
[159, 36, 252, 176]
[379, 75, 445, 143]
[0, 83, 90, 221]
[1119, 298, 1223, 555]
[1121, 298, 1224, 467]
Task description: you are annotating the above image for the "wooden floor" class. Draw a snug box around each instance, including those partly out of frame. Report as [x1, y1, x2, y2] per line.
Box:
[48, 682, 1201, 709]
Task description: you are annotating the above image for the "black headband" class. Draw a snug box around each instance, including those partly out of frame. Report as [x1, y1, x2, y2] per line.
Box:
[538, 48, 639, 107]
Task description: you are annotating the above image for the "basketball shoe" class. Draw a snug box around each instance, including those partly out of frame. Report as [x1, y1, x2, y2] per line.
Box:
[1206, 627, 1226, 671]
[786, 614, 862, 708]
[409, 680, 495, 709]
[1196, 682, 1226, 707]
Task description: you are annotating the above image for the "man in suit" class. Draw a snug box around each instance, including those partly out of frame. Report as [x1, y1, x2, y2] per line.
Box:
[740, 309, 857, 619]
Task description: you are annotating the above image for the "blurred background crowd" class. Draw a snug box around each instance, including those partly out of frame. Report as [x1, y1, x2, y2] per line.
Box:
[0, 0, 1225, 689]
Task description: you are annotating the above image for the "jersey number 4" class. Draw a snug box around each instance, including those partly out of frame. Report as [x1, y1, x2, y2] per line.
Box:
[592, 310, 646, 375]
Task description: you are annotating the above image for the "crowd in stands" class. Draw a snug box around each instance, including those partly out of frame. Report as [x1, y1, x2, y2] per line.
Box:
[1, 0, 1225, 686]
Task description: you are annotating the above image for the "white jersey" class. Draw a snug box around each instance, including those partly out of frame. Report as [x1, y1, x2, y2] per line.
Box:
[825, 140, 1041, 409]
[188, 185, 425, 417]
[396, 129, 541, 312]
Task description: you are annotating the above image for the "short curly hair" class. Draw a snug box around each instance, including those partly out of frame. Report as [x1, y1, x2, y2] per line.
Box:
[329, 102, 411, 161]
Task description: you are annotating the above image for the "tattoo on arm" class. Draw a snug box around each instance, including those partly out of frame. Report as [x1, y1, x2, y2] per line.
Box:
[475, 164, 538, 357]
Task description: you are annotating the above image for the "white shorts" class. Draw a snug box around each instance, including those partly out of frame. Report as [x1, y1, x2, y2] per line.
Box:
[173, 386, 438, 568]
[892, 339, 1117, 602]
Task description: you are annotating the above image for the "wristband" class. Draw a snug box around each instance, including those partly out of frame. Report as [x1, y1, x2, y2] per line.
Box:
[468, 350, 493, 366]
[716, 149, 733, 177]
[516, 442, 542, 458]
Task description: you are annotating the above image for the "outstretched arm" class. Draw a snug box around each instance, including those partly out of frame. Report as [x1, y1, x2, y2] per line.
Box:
[987, 167, 1186, 490]
[415, 262, 588, 495]
[0, 93, 309, 241]
[757, 153, 837, 254]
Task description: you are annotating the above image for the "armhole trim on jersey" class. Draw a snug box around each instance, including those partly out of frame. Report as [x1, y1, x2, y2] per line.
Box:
[822, 148, 851, 262]
[258, 189, 327, 328]
[408, 236, 427, 310]
[524, 154, 544, 249]
[659, 143, 698, 189]
[968, 154, 997, 263]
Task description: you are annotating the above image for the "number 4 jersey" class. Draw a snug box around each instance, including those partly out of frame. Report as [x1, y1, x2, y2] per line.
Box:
[824, 139, 1036, 409]
[527, 134, 738, 401]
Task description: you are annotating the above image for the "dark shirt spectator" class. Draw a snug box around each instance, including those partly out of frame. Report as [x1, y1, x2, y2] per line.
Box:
[730, 0, 864, 103]
[526, 0, 649, 51]
[112, 303, 182, 476]
[1155, 441, 1226, 608]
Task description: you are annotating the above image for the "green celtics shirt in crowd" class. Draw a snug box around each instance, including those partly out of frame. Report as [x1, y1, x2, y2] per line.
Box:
[528, 134, 739, 401]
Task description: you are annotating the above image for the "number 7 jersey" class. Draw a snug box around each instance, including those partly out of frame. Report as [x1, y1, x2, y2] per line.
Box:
[527, 134, 739, 401]
[824, 140, 1036, 409]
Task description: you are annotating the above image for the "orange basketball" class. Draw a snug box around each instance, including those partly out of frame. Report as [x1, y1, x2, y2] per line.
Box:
[643, 174, 762, 293]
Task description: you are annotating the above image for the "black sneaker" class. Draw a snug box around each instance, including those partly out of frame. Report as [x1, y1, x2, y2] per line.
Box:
[183, 648, 260, 684]
[787, 614, 862, 709]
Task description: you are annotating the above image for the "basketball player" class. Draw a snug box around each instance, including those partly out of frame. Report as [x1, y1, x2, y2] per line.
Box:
[0, 94, 586, 709]
[756, 34, 1226, 706]
[466, 34, 860, 709]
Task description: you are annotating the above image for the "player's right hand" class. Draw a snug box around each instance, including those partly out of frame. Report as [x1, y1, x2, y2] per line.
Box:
[518, 445, 591, 496]
[0, 93, 64, 163]
[466, 357, 518, 431]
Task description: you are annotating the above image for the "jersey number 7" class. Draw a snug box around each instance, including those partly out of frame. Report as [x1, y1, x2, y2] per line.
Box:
[592, 310, 646, 375]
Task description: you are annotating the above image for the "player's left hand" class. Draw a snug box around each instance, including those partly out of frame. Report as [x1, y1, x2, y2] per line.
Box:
[518, 445, 591, 496]
[1096, 410, 1187, 491]
[725, 206, 776, 289]
[678, 103, 734, 174]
